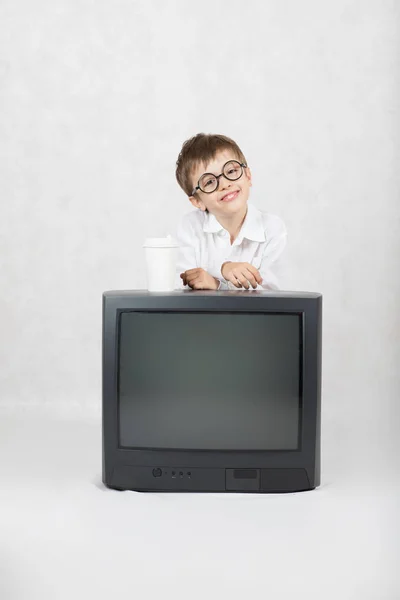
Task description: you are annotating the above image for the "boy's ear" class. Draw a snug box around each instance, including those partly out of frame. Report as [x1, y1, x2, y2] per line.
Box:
[189, 195, 206, 211]
[245, 166, 252, 186]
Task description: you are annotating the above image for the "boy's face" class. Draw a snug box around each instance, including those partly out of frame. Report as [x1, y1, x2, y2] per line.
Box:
[188, 149, 252, 217]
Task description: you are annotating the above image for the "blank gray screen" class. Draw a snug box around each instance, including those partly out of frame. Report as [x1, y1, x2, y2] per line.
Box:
[118, 312, 301, 450]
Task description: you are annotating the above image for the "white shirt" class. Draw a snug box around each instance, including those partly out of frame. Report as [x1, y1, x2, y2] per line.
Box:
[175, 202, 287, 290]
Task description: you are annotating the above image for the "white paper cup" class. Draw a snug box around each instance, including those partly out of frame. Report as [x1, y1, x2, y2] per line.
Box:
[143, 235, 179, 292]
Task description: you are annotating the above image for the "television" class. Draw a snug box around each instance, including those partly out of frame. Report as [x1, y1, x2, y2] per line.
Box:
[102, 290, 322, 493]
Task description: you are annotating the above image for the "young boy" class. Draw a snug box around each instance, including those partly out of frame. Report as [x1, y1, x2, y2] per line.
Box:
[175, 133, 287, 291]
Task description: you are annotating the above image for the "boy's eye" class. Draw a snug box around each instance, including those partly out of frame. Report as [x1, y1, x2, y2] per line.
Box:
[224, 162, 241, 177]
[204, 178, 215, 188]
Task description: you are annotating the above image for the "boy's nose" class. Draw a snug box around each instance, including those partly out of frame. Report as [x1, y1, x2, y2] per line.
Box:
[219, 175, 232, 191]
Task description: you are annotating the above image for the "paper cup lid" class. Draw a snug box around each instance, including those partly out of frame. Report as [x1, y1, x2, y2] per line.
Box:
[143, 234, 179, 248]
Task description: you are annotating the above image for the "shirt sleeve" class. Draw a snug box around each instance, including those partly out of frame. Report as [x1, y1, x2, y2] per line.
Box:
[217, 279, 230, 290]
[257, 217, 287, 291]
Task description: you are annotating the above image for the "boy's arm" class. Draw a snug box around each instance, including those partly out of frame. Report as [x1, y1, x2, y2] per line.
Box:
[218, 216, 287, 291]
[176, 216, 224, 290]
[175, 215, 200, 289]
[256, 218, 287, 290]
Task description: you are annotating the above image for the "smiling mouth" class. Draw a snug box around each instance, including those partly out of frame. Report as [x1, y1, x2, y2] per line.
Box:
[220, 190, 239, 202]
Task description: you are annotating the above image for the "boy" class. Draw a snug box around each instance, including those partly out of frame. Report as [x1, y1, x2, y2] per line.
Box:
[175, 133, 287, 291]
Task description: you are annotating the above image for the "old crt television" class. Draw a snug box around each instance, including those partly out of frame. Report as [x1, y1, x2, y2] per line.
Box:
[102, 290, 322, 493]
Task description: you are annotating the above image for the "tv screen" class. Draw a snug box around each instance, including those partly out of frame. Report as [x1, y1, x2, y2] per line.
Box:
[103, 290, 322, 494]
[118, 312, 301, 451]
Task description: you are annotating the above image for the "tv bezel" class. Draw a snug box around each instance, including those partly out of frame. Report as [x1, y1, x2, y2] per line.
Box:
[102, 290, 322, 491]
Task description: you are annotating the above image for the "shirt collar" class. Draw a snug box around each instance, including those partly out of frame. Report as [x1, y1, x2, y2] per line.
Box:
[202, 202, 266, 242]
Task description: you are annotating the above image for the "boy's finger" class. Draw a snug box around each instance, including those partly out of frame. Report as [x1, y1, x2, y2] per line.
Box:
[247, 265, 263, 284]
[187, 274, 202, 285]
[184, 268, 202, 275]
[235, 273, 250, 289]
[187, 278, 202, 289]
[242, 268, 258, 289]
[227, 275, 242, 288]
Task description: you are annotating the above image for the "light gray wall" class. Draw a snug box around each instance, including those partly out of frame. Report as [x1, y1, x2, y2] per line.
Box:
[1, 1, 399, 476]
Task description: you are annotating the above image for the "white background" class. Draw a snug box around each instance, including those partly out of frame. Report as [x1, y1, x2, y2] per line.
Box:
[0, 1, 399, 598]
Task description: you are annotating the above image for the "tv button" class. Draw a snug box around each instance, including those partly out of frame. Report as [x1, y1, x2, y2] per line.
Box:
[152, 468, 162, 478]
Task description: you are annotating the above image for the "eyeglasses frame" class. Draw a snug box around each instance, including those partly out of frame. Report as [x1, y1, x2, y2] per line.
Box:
[191, 160, 248, 195]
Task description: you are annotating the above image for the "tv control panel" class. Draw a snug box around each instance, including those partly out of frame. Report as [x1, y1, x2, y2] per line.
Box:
[109, 465, 311, 493]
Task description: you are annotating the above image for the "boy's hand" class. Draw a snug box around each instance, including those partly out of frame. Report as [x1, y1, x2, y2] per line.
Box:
[180, 268, 220, 290]
[221, 262, 263, 289]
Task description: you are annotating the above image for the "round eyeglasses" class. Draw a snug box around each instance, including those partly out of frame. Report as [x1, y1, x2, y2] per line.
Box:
[192, 160, 247, 195]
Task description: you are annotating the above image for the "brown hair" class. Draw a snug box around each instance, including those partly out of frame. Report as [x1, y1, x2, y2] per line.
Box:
[175, 133, 248, 198]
